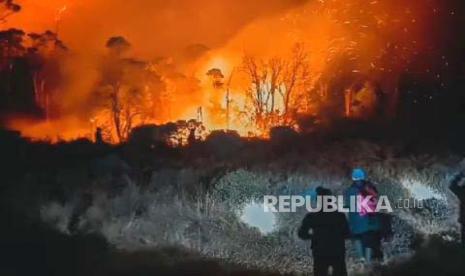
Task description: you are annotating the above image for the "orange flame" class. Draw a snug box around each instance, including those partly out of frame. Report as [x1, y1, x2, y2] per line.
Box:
[4, 0, 437, 142]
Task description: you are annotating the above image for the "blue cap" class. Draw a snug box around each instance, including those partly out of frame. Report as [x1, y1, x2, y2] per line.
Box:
[352, 168, 366, 181]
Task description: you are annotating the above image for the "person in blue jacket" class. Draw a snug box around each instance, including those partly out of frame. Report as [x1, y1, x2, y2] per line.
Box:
[345, 168, 383, 263]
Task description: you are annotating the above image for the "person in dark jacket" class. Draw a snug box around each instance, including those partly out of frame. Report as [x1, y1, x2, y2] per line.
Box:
[345, 168, 383, 263]
[298, 187, 350, 276]
[450, 172, 465, 247]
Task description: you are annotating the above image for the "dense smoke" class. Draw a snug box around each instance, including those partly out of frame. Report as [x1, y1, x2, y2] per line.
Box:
[5, 0, 305, 56]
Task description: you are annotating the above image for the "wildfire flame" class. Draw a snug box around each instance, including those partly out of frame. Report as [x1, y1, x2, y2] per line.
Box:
[2, 0, 452, 142]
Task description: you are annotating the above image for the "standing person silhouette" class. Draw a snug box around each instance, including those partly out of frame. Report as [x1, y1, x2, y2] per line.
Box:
[298, 187, 350, 276]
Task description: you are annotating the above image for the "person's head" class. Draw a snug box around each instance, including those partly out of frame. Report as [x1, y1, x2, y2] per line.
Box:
[315, 186, 332, 196]
[352, 168, 366, 182]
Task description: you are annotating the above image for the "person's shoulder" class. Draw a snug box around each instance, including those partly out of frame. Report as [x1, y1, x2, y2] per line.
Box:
[345, 184, 358, 194]
[303, 212, 316, 220]
[301, 212, 318, 226]
[344, 182, 354, 190]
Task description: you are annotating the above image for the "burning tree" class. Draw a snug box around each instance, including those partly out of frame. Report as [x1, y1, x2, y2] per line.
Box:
[93, 36, 162, 143]
[279, 44, 311, 119]
[0, 28, 25, 65]
[206, 67, 228, 128]
[206, 68, 225, 89]
[0, 28, 66, 117]
[0, 28, 28, 115]
[0, 0, 68, 120]
[242, 44, 311, 132]
[27, 31, 67, 118]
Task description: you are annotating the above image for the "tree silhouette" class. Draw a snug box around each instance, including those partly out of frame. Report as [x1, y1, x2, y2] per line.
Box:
[0, 0, 20, 23]
[242, 44, 310, 131]
[94, 36, 160, 142]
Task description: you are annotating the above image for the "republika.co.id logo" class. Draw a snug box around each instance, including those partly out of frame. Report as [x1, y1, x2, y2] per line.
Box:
[263, 195, 393, 213]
